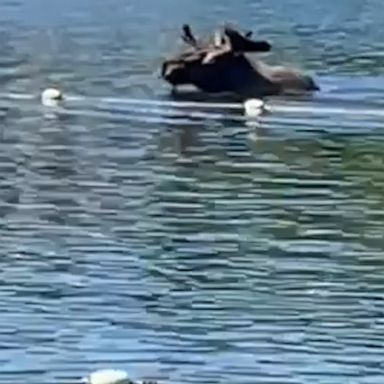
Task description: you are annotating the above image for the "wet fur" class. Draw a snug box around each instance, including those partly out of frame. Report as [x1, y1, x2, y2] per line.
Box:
[161, 24, 319, 98]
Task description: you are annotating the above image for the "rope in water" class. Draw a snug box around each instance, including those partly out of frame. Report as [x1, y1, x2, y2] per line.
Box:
[1, 90, 384, 118]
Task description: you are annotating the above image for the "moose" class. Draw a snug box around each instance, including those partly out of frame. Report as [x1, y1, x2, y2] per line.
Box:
[161, 24, 319, 98]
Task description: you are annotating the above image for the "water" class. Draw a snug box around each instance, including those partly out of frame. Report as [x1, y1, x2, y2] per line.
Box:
[0, 0, 384, 383]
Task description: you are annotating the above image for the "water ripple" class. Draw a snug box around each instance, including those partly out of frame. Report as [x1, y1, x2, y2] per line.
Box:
[1, 1, 384, 383]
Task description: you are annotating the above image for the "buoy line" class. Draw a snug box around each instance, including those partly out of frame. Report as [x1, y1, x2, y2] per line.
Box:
[0, 89, 383, 120]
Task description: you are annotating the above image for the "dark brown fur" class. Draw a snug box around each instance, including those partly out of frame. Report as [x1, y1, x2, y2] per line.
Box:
[161, 25, 319, 98]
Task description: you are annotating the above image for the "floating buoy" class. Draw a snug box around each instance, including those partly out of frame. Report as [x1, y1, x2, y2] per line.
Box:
[41, 87, 63, 107]
[243, 98, 268, 117]
[82, 369, 130, 384]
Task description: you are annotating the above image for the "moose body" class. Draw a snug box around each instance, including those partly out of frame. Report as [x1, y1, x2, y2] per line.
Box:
[161, 25, 319, 98]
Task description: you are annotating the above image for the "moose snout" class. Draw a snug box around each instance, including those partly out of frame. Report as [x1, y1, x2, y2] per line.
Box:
[161, 60, 187, 85]
[160, 61, 171, 78]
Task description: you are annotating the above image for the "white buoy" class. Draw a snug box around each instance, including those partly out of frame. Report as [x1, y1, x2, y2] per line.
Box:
[244, 98, 268, 117]
[81, 369, 131, 384]
[41, 87, 63, 107]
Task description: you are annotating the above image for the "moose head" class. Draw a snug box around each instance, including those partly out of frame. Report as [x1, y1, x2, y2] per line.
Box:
[161, 24, 273, 96]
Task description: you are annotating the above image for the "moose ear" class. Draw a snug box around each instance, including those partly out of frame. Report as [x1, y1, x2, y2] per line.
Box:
[182, 24, 198, 47]
[224, 26, 271, 53]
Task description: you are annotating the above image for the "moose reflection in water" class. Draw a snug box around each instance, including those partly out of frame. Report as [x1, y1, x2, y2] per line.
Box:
[161, 24, 319, 98]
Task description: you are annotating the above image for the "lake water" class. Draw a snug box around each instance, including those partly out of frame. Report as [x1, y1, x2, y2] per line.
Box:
[0, 0, 384, 383]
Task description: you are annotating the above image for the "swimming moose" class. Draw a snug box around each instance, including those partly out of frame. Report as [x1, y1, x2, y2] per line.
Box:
[161, 24, 319, 98]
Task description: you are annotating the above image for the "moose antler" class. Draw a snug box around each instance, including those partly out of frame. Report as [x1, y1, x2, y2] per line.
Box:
[167, 24, 271, 67]
[181, 24, 198, 47]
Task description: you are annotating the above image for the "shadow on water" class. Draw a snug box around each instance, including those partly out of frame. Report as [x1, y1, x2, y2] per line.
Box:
[167, 88, 246, 103]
